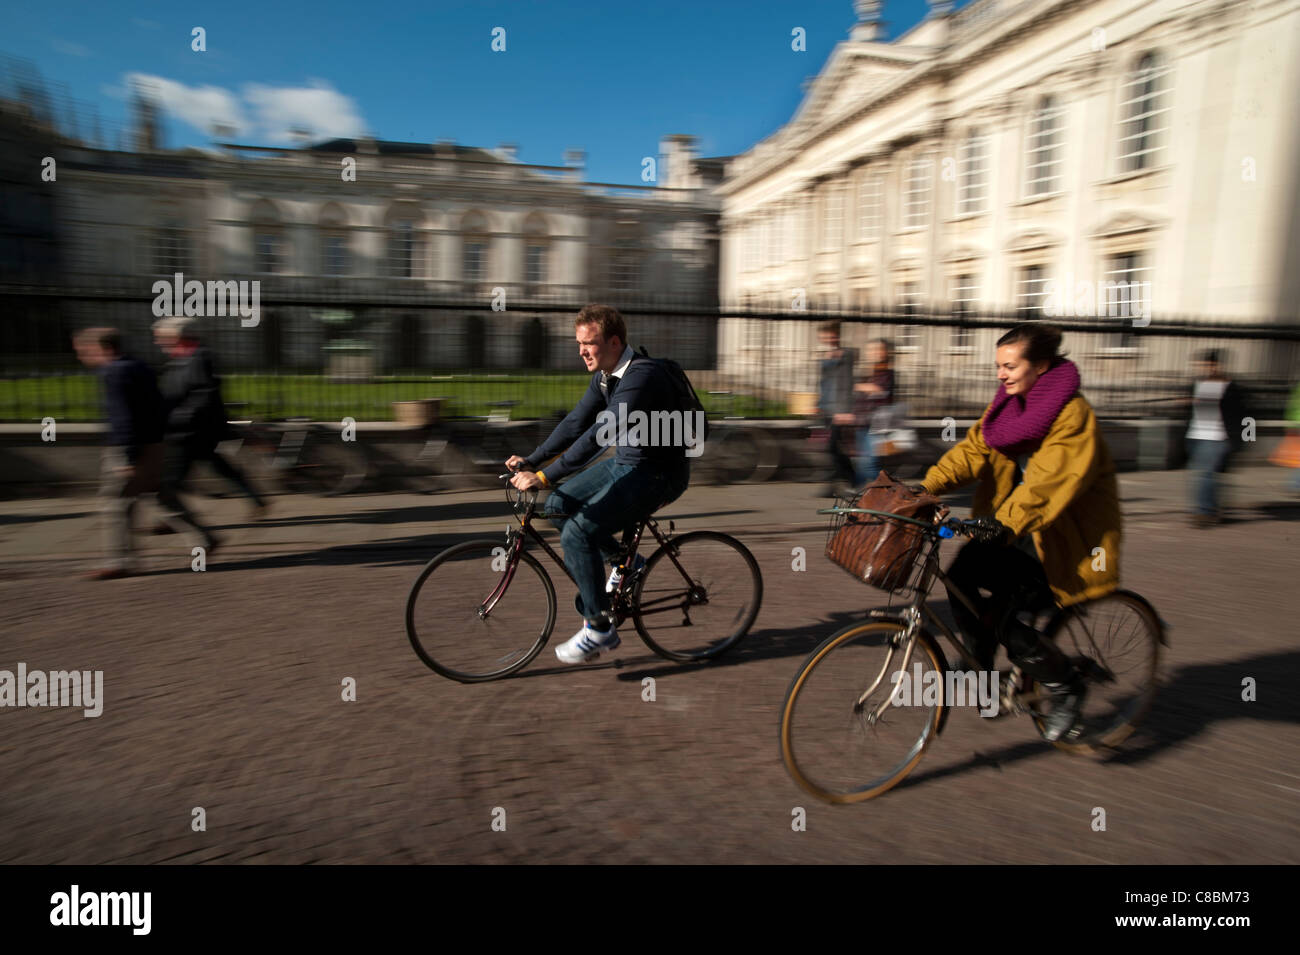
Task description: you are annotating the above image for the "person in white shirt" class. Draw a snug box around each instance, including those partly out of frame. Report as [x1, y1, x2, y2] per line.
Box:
[1185, 350, 1247, 526]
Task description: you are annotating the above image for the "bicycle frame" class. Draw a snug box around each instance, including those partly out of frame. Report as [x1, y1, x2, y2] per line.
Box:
[494, 491, 698, 627]
[823, 506, 1055, 726]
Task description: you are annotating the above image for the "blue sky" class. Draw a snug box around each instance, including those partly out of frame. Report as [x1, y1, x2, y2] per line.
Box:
[7, 0, 961, 183]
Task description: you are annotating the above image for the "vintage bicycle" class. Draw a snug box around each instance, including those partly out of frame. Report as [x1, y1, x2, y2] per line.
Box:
[779, 499, 1167, 803]
[406, 470, 763, 682]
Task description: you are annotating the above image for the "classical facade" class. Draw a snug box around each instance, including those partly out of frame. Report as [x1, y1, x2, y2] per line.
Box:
[54, 113, 723, 372]
[719, 0, 1300, 394]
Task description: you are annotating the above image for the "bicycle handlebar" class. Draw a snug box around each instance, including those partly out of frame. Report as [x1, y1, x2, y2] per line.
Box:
[817, 506, 991, 540]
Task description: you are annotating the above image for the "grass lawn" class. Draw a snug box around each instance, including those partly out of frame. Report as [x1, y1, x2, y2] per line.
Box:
[0, 373, 787, 422]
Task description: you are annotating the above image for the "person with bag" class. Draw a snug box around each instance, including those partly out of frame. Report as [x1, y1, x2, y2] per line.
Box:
[506, 305, 690, 664]
[916, 322, 1121, 742]
[851, 338, 896, 487]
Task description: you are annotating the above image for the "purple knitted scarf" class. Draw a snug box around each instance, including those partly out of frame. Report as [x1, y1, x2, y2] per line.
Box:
[981, 358, 1081, 458]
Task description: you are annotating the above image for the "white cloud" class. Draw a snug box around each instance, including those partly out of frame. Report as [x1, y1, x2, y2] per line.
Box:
[243, 79, 366, 144]
[125, 72, 247, 138]
[117, 73, 366, 144]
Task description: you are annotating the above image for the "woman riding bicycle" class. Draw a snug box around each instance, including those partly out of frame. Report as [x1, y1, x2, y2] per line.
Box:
[918, 322, 1121, 742]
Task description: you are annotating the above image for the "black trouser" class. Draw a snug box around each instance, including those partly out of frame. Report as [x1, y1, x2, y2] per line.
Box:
[943, 540, 1075, 684]
[167, 437, 265, 508]
[826, 421, 856, 485]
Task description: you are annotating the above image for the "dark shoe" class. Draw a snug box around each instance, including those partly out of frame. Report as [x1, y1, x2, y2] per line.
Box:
[150, 521, 177, 535]
[84, 566, 132, 580]
[1039, 678, 1087, 742]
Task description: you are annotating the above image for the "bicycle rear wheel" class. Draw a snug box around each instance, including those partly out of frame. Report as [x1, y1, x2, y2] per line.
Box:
[406, 538, 556, 682]
[630, 531, 762, 661]
[1027, 590, 1163, 753]
[781, 621, 945, 803]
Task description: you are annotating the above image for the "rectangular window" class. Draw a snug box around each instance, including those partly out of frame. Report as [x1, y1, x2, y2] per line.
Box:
[1026, 101, 1064, 196]
[152, 228, 188, 275]
[857, 172, 882, 240]
[1016, 265, 1051, 314]
[390, 223, 417, 279]
[957, 134, 989, 216]
[525, 244, 546, 286]
[323, 234, 348, 277]
[950, 273, 977, 348]
[1103, 251, 1150, 347]
[821, 183, 843, 250]
[463, 241, 485, 285]
[611, 239, 639, 292]
[903, 158, 933, 229]
[254, 233, 279, 274]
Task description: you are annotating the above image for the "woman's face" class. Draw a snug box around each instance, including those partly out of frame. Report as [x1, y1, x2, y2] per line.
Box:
[867, 343, 887, 365]
[996, 344, 1050, 397]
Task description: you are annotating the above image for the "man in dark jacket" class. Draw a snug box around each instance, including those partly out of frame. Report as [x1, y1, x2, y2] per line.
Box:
[814, 322, 858, 495]
[1185, 349, 1249, 526]
[153, 318, 264, 531]
[74, 327, 167, 578]
[506, 305, 691, 663]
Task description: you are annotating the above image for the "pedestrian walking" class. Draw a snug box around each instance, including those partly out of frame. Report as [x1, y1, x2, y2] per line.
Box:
[152, 318, 265, 538]
[1185, 349, 1248, 526]
[813, 322, 857, 495]
[852, 338, 896, 486]
[74, 327, 168, 579]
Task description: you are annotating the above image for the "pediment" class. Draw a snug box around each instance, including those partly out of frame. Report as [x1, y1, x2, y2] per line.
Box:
[1089, 211, 1167, 238]
[1004, 229, 1062, 253]
[943, 244, 986, 263]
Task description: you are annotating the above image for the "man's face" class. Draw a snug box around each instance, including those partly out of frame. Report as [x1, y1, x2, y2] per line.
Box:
[75, 339, 107, 368]
[576, 322, 623, 375]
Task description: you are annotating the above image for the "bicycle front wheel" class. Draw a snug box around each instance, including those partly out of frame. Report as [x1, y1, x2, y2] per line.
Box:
[406, 538, 556, 682]
[781, 621, 945, 803]
[630, 531, 762, 662]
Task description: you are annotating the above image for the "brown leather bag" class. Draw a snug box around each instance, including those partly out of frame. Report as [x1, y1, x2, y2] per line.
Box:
[825, 471, 943, 591]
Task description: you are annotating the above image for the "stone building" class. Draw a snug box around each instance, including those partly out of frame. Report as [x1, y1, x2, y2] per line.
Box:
[718, 0, 1300, 398]
[55, 105, 724, 372]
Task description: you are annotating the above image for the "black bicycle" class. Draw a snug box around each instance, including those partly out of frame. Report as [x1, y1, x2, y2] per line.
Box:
[406, 471, 763, 682]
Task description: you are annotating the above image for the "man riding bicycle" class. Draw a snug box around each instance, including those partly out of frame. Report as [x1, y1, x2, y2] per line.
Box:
[507, 304, 691, 664]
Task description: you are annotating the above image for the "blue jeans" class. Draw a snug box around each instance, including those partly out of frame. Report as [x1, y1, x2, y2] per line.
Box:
[541, 456, 690, 628]
[854, 429, 881, 487]
[1187, 438, 1230, 515]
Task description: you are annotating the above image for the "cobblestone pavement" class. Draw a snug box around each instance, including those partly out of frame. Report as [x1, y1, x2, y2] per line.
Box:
[1, 467, 1297, 863]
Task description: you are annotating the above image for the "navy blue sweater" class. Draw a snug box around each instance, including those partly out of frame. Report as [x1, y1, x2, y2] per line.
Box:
[524, 355, 689, 482]
[101, 356, 165, 460]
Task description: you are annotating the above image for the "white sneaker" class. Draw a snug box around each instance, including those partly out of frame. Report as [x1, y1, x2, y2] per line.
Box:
[555, 621, 621, 664]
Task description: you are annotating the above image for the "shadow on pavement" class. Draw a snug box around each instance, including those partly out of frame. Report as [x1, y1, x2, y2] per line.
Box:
[890, 649, 1300, 794]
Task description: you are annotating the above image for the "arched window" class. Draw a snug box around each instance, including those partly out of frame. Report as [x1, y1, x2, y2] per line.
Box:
[1025, 96, 1063, 196]
[1118, 52, 1170, 172]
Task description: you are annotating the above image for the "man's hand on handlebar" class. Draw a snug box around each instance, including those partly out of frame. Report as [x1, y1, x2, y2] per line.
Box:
[505, 455, 528, 471]
[509, 470, 544, 491]
[967, 516, 1010, 545]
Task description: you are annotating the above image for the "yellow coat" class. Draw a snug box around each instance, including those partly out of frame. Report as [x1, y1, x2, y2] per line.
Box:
[920, 395, 1121, 607]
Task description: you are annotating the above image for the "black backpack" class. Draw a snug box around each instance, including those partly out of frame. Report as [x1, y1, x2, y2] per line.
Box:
[635, 346, 710, 442]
